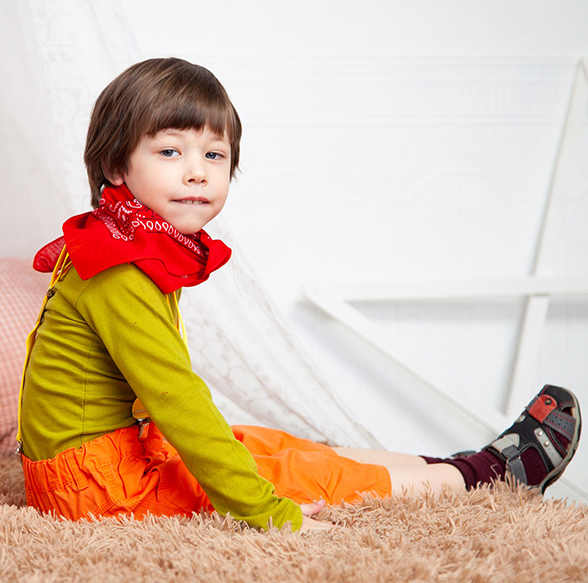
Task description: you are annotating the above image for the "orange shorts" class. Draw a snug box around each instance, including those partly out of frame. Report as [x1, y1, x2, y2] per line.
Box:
[22, 424, 391, 521]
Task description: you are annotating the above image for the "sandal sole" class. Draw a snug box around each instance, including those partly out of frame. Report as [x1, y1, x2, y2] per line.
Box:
[538, 389, 582, 494]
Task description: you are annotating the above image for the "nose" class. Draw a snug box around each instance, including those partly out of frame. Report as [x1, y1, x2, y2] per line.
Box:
[184, 157, 207, 184]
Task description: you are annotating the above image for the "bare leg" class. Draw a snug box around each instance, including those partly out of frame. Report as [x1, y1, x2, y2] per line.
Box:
[334, 447, 465, 495]
[333, 447, 427, 467]
[385, 463, 465, 495]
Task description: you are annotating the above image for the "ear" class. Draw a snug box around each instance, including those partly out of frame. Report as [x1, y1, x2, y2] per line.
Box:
[102, 163, 125, 186]
[109, 174, 125, 186]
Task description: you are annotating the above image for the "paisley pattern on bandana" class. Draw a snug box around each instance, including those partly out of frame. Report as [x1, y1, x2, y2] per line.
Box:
[93, 196, 208, 260]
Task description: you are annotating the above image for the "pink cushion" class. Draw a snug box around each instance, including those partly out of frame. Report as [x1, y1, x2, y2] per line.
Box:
[0, 259, 50, 455]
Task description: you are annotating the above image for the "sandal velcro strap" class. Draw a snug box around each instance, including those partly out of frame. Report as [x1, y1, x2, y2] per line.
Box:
[489, 435, 528, 484]
[542, 410, 575, 442]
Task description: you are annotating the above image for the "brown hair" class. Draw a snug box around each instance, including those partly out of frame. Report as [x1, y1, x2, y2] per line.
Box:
[84, 58, 242, 208]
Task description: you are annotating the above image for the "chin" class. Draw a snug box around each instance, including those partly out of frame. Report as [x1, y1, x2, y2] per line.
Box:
[177, 225, 205, 235]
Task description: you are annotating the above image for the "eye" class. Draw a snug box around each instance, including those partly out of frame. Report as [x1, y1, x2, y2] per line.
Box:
[160, 149, 179, 157]
[205, 151, 224, 160]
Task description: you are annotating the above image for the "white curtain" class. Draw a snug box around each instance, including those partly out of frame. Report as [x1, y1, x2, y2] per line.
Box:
[0, 0, 381, 448]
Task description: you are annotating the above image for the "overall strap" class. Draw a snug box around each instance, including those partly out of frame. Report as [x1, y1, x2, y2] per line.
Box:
[16, 245, 72, 457]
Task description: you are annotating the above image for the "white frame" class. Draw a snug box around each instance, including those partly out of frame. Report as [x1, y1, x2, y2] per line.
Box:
[303, 58, 588, 499]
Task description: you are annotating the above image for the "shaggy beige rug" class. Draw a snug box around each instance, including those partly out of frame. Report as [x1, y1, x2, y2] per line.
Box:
[1, 455, 587, 582]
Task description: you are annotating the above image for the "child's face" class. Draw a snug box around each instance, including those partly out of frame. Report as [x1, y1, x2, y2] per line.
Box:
[111, 127, 231, 235]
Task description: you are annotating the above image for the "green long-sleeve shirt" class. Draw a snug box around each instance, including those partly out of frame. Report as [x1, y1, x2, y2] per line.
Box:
[21, 263, 302, 530]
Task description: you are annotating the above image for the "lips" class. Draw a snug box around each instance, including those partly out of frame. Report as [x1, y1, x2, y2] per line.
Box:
[176, 198, 208, 205]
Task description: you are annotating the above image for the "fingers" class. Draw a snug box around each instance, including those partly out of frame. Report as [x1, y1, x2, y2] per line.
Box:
[297, 499, 338, 533]
[299, 515, 335, 533]
[298, 500, 337, 533]
[299, 499, 326, 517]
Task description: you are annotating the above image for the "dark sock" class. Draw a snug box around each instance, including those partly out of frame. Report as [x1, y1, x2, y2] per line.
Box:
[442, 451, 505, 489]
[421, 452, 505, 489]
[420, 455, 443, 465]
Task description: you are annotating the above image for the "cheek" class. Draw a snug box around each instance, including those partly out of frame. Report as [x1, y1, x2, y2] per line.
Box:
[219, 189, 230, 208]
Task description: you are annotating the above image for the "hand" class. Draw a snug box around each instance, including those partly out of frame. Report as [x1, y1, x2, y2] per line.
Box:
[298, 499, 335, 533]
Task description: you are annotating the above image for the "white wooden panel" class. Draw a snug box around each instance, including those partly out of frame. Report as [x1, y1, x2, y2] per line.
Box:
[508, 60, 588, 416]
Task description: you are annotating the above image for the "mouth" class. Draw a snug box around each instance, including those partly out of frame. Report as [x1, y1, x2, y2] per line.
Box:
[175, 198, 209, 205]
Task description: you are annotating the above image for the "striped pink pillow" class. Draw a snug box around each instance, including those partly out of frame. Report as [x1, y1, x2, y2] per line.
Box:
[0, 259, 50, 455]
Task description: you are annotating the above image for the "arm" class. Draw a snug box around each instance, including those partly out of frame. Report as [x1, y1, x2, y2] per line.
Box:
[77, 264, 303, 531]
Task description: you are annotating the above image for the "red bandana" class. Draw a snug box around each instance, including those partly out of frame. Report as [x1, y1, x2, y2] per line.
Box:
[34, 184, 231, 293]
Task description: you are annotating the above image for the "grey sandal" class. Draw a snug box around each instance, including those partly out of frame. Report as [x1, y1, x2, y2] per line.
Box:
[485, 384, 582, 493]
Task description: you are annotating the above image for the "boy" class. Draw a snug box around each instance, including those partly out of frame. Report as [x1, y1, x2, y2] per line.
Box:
[19, 58, 581, 533]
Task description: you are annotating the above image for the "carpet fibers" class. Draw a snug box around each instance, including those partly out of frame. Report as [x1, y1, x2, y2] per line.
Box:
[1, 455, 587, 582]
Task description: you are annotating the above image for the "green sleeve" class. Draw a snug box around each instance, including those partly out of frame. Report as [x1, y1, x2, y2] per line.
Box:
[77, 265, 303, 531]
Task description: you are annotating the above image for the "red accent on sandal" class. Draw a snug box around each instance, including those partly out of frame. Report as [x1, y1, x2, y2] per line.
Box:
[528, 394, 558, 423]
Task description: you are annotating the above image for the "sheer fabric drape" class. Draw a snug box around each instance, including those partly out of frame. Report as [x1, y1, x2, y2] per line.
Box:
[0, 0, 381, 448]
